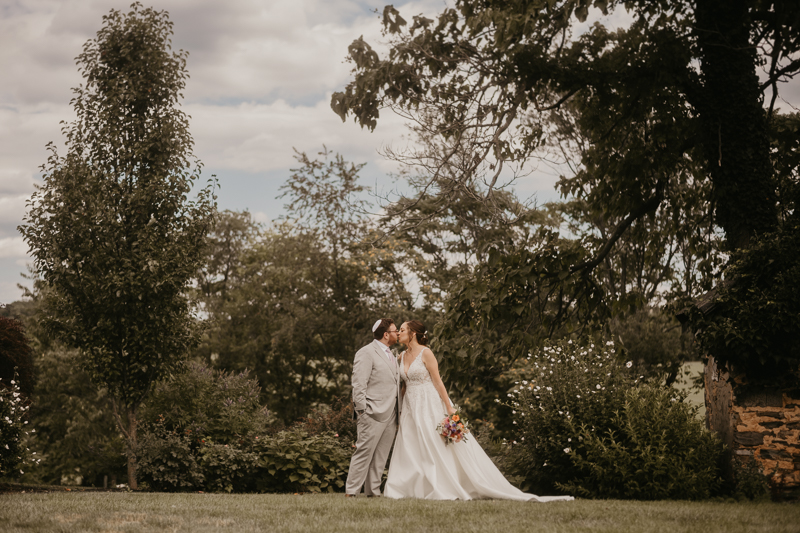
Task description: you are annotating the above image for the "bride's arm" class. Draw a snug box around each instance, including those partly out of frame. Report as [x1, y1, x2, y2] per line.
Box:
[421, 348, 456, 416]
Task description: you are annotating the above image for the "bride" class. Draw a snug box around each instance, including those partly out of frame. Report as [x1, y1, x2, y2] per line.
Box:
[384, 320, 574, 502]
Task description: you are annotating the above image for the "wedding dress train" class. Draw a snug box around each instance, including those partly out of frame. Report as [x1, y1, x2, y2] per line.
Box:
[384, 350, 574, 502]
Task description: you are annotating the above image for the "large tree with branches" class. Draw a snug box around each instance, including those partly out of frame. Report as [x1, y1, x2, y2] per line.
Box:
[332, 0, 800, 387]
[19, 4, 216, 488]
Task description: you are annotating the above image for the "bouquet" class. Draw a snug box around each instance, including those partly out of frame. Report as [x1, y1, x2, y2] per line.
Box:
[436, 407, 470, 445]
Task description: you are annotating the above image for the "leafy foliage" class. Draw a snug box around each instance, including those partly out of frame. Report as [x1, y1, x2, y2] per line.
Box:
[332, 0, 800, 386]
[249, 430, 351, 494]
[558, 384, 724, 500]
[139, 362, 272, 444]
[0, 376, 33, 478]
[136, 417, 204, 491]
[0, 317, 35, 397]
[610, 306, 695, 386]
[292, 396, 358, 449]
[503, 338, 633, 494]
[733, 458, 771, 501]
[435, 240, 607, 395]
[691, 220, 800, 383]
[137, 427, 350, 493]
[21, 347, 126, 487]
[196, 151, 413, 422]
[504, 338, 722, 499]
[18, 3, 216, 487]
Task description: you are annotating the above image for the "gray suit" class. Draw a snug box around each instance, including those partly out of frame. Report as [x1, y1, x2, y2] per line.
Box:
[345, 341, 401, 495]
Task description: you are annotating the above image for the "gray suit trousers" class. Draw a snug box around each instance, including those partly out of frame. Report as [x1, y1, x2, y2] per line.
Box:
[345, 410, 397, 495]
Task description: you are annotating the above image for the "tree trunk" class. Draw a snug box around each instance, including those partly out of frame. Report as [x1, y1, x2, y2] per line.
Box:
[126, 406, 138, 490]
[112, 399, 139, 490]
[694, 0, 778, 251]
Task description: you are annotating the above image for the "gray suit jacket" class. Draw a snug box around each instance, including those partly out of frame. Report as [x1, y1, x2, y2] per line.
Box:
[352, 341, 401, 423]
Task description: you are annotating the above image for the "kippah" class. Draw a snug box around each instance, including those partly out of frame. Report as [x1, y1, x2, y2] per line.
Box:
[372, 319, 383, 332]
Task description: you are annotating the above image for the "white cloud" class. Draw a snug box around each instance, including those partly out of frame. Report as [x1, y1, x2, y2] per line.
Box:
[0, 195, 30, 235]
[0, 237, 29, 259]
[188, 97, 408, 174]
[0, 0, 797, 303]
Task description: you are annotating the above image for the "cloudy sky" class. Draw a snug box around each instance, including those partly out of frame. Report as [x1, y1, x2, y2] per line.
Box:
[0, 0, 446, 304]
[1, 1, 797, 305]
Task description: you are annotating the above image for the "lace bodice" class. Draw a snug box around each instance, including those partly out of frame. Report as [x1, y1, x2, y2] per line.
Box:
[401, 350, 433, 387]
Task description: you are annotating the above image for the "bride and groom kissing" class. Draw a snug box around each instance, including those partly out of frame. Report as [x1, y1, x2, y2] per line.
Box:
[345, 318, 574, 502]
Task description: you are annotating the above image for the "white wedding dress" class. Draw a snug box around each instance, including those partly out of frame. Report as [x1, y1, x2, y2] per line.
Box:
[384, 350, 574, 501]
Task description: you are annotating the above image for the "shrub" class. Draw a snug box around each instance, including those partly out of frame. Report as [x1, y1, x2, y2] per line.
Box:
[136, 364, 349, 493]
[22, 347, 126, 487]
[198, 440, 260, 493]
[505, 338, 634, 494]
[136, 417, 204, 491]
[292, 395, 356, 447]
[249, 430, 351, 493]
[0, 316, 36, 397]
[0, 376, 35, 478]
[733, 458, 771, 501]
[558, 384, 724, 500]
[139, 362, 273, 443]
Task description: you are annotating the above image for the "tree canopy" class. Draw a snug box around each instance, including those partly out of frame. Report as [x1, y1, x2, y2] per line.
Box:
[19, 3, 216, 488]
[332, 0, 800, 385]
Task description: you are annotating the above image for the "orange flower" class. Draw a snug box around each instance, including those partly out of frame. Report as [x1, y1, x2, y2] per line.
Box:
[452, 415, 460, 422]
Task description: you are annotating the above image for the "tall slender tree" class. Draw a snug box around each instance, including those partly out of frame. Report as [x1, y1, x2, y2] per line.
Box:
[19, 3, 216, 488]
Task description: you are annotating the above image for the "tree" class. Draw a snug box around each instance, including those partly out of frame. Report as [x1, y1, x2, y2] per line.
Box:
[197, 150, 412, 422]
[19, 3, 216, 489]
[331, 1, 800, 383]
[0, 316, 35, 398]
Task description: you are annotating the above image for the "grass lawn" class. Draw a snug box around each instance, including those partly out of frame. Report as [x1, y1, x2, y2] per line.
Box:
[1, 492, 798, 533]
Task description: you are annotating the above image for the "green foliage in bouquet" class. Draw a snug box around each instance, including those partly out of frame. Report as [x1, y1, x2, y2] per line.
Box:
[505, 338, 633, 494]
[558, 384, 724, 500]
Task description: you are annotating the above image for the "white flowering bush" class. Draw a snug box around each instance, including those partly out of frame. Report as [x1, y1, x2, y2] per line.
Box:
[0, 376, 36, 477]
[559, 384, 724, 500]
[503, 338, 634, 494]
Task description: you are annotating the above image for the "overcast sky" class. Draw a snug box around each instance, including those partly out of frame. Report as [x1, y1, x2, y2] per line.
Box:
[1, 1, 797, 305]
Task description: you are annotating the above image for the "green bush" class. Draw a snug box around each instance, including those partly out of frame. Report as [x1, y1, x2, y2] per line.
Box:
[249, 430, 351, 493]
[198, 440, 260, 493]
[558, 384, 724, 500]
[292, 396, 356, 448]
[505, 338, 634, 494]
[136, 364, 350, 493]
[136, 417, 204, 491]
[733, 458, 771, 501]
[139, 362, 273, 443]
[0, 376, 31, 477]
[21, 347, 126, 487]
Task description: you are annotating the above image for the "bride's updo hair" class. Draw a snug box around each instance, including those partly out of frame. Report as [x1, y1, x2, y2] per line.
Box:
[406, 320, 429, 346]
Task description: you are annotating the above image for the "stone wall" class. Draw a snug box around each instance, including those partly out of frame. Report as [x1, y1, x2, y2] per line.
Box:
[704, 356, 800, 495]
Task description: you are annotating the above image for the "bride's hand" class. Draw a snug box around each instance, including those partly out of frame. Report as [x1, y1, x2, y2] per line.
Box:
[446, 404, 456, 416]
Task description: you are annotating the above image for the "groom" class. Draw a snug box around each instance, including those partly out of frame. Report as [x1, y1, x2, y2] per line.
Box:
[345, 318, 401, 497]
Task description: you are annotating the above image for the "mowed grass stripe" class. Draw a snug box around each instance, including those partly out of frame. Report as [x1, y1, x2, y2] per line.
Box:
[1, 493, 798, 533]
